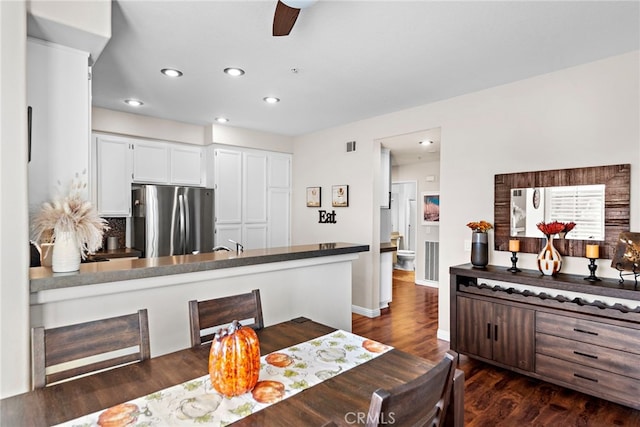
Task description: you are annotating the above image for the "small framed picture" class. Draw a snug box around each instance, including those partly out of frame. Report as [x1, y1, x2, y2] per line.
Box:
[306, 187, 321, 207]
[332, 185, 349, 207]
[422, 192, 440, 225]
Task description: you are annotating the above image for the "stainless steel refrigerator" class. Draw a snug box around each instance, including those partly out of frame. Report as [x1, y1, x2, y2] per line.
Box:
[131, 184, 214, 258]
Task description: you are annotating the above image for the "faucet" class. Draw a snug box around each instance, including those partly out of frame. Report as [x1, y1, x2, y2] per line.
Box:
[212, 245, 231, 252]
[228, 239, 244, 254]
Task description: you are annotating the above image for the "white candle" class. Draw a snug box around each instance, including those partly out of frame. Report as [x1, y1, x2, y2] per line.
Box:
[509, 239, 520, 252]
[586, 244, 599, 259]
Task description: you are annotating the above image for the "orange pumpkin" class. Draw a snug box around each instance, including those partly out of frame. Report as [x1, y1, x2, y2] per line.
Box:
[208, 320, 261, 397]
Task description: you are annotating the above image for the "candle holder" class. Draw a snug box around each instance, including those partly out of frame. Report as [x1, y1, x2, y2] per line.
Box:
[507, 252, 521, 273]
[584, 258, 601, 282]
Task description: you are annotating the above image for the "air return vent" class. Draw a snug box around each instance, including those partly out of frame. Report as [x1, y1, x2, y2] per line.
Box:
[346, 141, 356, 152]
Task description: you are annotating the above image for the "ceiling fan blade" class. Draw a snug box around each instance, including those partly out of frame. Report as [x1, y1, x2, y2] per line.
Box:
[273, 0, 300, 36]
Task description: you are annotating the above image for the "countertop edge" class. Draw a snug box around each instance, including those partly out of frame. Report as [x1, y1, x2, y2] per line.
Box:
[31, 243, 370, 292]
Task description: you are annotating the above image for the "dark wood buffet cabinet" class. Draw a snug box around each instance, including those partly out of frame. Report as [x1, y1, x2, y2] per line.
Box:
[450, 264, 640, 410]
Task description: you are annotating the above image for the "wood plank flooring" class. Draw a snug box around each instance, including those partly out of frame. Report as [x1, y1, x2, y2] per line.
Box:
[352, 270, 640, 426]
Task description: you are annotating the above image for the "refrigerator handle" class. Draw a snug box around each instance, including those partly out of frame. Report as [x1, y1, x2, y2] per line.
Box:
[183, 192, 191, 253]
[178, 194, 186, 254]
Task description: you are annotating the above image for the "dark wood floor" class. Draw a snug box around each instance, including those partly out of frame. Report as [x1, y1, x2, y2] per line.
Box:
[352, 270, 640, 426]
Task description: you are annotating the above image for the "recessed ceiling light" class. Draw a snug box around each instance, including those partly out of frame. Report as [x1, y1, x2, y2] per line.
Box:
[224, 67, 245, 77]
[161, 68, 183, 77]
[263, 97, 280, 104]
[215, 117, 229, 124]
[124, 99, 144, 107]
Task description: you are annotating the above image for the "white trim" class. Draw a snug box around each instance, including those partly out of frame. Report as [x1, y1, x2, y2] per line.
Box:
[415, 278, 439, 288]
[351, 305, 381, 318]
[437, 329, 450, 342]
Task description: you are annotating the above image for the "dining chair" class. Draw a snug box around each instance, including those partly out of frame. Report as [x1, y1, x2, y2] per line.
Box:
[188, 289, 264, 347]
[365, 350, 458, 427]
[31, 309, 150, 389]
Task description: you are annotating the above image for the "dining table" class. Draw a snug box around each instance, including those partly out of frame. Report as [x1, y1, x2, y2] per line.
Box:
[1, 317, 463, 426]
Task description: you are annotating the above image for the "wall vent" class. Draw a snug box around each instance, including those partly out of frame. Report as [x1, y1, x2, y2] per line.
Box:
[346, 141, 356, 152]
[424, 241, 439, 282]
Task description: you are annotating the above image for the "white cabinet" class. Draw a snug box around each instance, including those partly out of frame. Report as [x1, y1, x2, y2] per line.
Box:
[212, 147, 291, 250]
[170, 145, 203, 186]
[268, 152, 291, 247]
[132, 141, 169, 183]
[214, 148, 242, 225]
[244, 152, 268, 224]
[131, 140, 203, 186]
[268, 188, 291, 248]
[27, 39, 90, 211]
[94, 134, 132, 216]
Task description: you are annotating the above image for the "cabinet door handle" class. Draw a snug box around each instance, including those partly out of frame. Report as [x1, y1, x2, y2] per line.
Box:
[494, 325, 498, 341]
[573, 328, 598, 336]
[573, 350, 598, 360]
[574, 373, 598, 383]
[487, 323, 492, 340]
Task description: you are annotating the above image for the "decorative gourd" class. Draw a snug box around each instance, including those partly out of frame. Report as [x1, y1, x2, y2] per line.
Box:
[208, 320, 261, 397]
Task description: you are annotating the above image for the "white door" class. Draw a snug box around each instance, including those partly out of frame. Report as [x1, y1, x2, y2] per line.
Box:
[243, 152, 268, 224]
[214, 148, 242, 224]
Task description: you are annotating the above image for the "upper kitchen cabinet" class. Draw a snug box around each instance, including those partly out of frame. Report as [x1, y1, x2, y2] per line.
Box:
[170, 145, 203, 186]
[132, 140, 169, 184]
[93, 133, 132, 216]
[27, 39, 90, 212]
[131, 139, 203, 186]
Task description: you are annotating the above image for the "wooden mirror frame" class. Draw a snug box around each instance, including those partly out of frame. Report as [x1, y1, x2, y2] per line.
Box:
[494, 164, 630, 259]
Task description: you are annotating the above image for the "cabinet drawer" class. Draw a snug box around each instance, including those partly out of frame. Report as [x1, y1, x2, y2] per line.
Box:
[536, 353, 640, 409]
[536, 311, 640, 354]
[536, 333, 640, 379]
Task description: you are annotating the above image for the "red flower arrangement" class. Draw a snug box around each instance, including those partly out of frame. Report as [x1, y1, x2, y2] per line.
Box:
[467, 220, 493, 233]
[536, 221, 576, 237]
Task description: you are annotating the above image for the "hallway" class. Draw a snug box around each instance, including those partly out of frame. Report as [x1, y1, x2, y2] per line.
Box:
[352, 270, 640, 426]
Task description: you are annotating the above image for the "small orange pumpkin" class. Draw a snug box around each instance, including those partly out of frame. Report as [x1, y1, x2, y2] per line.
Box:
[208, 320, 261, 397]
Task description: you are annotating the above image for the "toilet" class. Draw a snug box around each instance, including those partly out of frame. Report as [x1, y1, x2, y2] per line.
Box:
[396, 250, 415, 271]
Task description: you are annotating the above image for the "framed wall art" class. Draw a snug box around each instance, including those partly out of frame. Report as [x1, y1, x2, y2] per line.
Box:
[306, 187, 321, 207]
[332, 185, 349, 207]
[422, 192, 440, 225]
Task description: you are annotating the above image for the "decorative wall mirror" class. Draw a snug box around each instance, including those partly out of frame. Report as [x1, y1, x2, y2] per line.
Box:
[494, 164, 630, 259]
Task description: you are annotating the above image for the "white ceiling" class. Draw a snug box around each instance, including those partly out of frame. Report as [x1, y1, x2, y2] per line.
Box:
[92, 0, 639, 141]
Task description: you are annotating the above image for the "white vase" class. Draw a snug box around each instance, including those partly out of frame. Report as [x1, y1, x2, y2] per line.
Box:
[52, 231, 81, 272]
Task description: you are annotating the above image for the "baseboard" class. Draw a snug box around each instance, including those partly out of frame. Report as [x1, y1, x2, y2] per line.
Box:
[415, 278, 439, 288]
[437, 328, 450, 342]
[352, 305, 381, 318]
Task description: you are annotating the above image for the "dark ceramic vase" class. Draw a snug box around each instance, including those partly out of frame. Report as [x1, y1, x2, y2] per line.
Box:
[471, 231, 489, 268]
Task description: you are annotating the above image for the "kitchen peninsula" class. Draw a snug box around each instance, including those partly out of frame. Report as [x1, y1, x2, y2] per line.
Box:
[30, 243, 368, 356]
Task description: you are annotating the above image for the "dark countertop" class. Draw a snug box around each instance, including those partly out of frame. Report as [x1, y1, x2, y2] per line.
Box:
[380, 242, 398, 253]
[30, 242, 370, 293]
[89, 248, 142, 260]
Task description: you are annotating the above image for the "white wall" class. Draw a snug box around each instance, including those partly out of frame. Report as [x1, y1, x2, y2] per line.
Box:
[0, 0, 30, 397]
[292, 51, 640, 339]
[93, 107, 208, 146]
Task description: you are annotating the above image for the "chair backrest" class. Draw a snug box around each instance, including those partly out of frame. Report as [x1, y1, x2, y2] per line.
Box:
[31, 309, 150, 389]
[366, 350, 458, 427]
[188, 289, 264, 347]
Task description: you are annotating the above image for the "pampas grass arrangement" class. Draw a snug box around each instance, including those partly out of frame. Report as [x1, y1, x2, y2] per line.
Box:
[32, 171, 109, 260]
